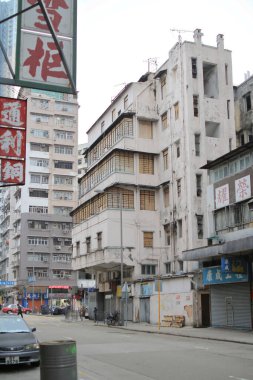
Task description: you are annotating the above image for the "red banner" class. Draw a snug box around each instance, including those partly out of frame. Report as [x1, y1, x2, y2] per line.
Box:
[0, 97, 27, 185]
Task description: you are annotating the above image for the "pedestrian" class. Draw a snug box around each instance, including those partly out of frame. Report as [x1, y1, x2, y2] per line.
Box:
[17, 303, 23, 318]
[94, 306, 98, 324]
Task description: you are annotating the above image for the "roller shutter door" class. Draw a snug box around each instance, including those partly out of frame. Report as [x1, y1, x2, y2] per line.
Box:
[211, 283, 251, 329]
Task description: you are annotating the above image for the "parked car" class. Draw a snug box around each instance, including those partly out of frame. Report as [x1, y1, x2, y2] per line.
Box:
[50, 305, 67, 315]
[2, 304, 32, 315]
[0, 314, 40, 366]
[40, 304, 51, 315]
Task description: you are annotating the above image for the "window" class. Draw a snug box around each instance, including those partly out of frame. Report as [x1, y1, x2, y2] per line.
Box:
[161, 75, 166, 99]
[164, 224, 170, 245]
[174, 102, 179, 120]
[54, 161, 73, 169]
[196, 174, 202, 197]
[29, 189, 48, 198]
[97, 232, 102, 250]
[205, 121, 220, 138]
[163, 186, 169, 208]
[225, 63, 228, 85]
[161, 112, 167, 129]
[177, 179, 181, 197]
[196, 214, 203, 238]
[53, 207, 72, 215]
[191, 58, 197, 78]
[54, 175, 73, 185]
[195, 134, 200, 156]
[101, 121, 105, 133]
[30, 158, 49, 167]
[140, 190, 155, 210]
[165, 262, 171, 274]
[30, 174, 49, 184]
[163, 148, 168, 170]
[227, 100, 230, 119]
[54, 191, 73, 200]
[244, 93, 251, 112]
[203, 62, 218, 98]
[141, 264, 156, 275]
[30, 143, 49, 152]
[139, 154, 154, 174]
[28, 237, 48, 245]
[176, 142, 180, 158]
[139, 120, 153, 139]
[86, 237, 91, 253]
[29, 206, 48, 214]
[193, 95, 199, 117]
[177, 219, 182, 238]
[124, 95, 128, 110]
[55, 145, 73, 155]
[31, 129, 49, 138]
[54, 130, 74, 140]
[143, 231, 153, 248]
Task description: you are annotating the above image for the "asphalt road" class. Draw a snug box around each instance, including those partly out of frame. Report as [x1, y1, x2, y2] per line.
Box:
[0, 315, 253, 380]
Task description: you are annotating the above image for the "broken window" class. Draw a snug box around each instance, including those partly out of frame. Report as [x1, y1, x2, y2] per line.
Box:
[161, 112, 168, 129]
[225, 64, 228, 85]
[203, 62, 218, 98]
[177, 219, 182, 238]
[191, 58, 197, 78]
[205, 121, 220, 138]
[195, 134, 200, 156]
[244, 93, 252, 112]
[177, 179, 181, 197]
[163, 185, 169, 208]
[193, 95, 199, 117]
[196, 174, 202, 197]
[174, 102, 179, 120]
[161, 75, 166, 100]
[163, 148, 168, 170]
[196, 215, 203, 239]
[227, 100, 230, 119]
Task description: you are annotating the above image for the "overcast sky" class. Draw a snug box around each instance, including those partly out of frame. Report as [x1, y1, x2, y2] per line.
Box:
[77, 0, 253, 143]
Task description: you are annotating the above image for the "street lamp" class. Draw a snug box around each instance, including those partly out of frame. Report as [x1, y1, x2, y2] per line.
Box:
[94, 189, 124, 325]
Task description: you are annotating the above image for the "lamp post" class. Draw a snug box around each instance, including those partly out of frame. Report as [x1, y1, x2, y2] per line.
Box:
[95, 189, 124, 325]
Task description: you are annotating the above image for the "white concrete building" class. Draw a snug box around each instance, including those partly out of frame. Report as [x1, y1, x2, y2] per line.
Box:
[71, 30, 236, 325]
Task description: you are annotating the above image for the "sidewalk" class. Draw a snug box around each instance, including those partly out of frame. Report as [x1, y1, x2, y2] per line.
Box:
[96, 320, 253, 345]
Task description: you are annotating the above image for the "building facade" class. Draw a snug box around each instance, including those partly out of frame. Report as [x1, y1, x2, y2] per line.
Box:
[0, 89, 79, 310]
[71, 30, 236, 325]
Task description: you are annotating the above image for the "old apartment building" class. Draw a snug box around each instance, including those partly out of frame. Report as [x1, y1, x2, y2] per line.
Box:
[71, 30, 236, 325]
[0, 89, 78, 310]
[183, 76, 253, 329]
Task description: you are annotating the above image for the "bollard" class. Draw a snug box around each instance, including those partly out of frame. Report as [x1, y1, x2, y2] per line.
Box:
[40, 340, 77, 380]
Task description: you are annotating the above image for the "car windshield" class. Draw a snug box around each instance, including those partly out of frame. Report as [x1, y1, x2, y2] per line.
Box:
[0, 316, 30, 333]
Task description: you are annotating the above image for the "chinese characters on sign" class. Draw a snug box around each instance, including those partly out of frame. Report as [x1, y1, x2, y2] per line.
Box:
[202, 266, 248, 285]
[215, 184, 229, 209]
[0, 97, 27, 185]
[221, 256, 248, 274]
[235, 175, 251, 202]
[17, 0, 76, 92]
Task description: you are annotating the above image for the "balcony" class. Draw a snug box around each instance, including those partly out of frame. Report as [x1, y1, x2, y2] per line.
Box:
[72, 247, 134, 271]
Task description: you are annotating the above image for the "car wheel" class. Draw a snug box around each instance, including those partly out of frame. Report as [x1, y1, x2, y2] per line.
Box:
[31, 361, 40, 367]
[26, 311, 30, 314]
[7, 311, 12, 314]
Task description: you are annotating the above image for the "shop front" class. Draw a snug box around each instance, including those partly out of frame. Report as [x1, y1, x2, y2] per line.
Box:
[203, 263, 252, 329]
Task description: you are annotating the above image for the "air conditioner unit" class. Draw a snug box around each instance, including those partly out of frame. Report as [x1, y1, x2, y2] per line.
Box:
[55, 246, 61, 250]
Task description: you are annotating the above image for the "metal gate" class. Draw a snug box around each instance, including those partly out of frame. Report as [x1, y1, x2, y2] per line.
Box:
[123, 297, 133, 321]
[210, 283, 251, 329]
[140, 297, 150, 323]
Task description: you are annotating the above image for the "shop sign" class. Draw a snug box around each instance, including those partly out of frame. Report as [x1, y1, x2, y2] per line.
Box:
[221, 256, 248, 274]
[215, 184, 229, 209]
[235, 175, 251, 202]
[140, 282, 153, 297]
[0, 281, 15, 286]
[203, 266, 248, 286]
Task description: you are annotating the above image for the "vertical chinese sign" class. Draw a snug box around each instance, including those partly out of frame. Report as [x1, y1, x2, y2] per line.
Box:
[0, 97, 27, 185]
[215, 184, 229, 209]
[15, 0, 77, 94]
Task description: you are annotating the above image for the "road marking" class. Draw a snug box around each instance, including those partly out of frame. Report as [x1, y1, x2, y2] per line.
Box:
[194, 346, 209, 350]
[229, 376, 250, 380]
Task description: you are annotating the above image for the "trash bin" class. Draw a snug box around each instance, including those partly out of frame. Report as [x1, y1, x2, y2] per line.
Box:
[40, 340, 77, 380]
